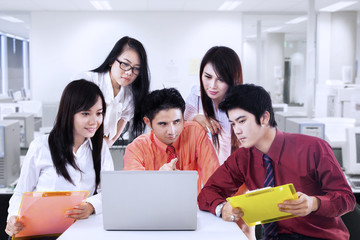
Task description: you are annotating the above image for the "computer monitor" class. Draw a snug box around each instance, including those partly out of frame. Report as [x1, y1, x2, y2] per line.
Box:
[343, 127, 360, 176]
[274, 111, 307, 132]
[0, 120, 20, 187]
[313, 117, 356, 169]
[4, 113, 34, 149]
[285, 118, 325, 139]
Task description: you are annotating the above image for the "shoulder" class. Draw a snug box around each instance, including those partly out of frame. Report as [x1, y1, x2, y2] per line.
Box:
[183, 121, 205, 134]
[190, 85, 201, 96]
[186, 85, 201, 102]
[283, 132, 332, 153]
[127, 132, 152, 149]
[30, 135, 50, 151]
[73, 71, 105, 84]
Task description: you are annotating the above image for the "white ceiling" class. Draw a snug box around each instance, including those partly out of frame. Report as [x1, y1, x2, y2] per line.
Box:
[0, 0, 359, 38]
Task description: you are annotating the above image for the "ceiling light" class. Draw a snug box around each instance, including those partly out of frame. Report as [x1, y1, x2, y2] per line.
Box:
[90, 1, 112, 10]
[218, 1, 242, 11]
[265, 26, 282, 32]
[319, 1, 357, 12]
[0, 16, 24, 23]
[286, 16, 307, 24]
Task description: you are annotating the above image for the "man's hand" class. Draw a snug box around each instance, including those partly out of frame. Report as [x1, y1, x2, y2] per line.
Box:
[5, 215, 24, 236]
[159, 158, 178, 171]
[278, 192, 320, 217]
[65, 202, 95, 220]
[221, 202, 244, 222]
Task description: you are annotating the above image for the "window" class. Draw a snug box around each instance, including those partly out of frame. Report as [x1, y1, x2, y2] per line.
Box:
[0, 33, 29, 98]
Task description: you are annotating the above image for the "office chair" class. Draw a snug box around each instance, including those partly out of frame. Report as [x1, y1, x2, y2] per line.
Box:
[341, 203, 360, 240]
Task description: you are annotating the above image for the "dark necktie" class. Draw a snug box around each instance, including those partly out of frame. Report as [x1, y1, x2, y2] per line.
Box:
[166, 145, 179, 169]
[263, 154, 279, 240]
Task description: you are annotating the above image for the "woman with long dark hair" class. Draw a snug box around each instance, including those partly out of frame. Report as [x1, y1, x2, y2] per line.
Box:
[185, 46, 243, 165]
[75, 36, 150, 146]
[5, 80, 114, 237]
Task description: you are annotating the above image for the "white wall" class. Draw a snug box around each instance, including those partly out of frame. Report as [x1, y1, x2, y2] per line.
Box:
[243, 40, 257, 84]
[30, 11, 242, 102]
[263, 32, 284, 99]
[330, 11, 357, 82]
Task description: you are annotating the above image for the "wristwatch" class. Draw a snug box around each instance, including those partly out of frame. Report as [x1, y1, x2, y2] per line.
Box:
[215, 202, 226, 217]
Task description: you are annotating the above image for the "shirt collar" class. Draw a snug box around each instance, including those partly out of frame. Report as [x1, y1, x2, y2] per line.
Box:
[83, 138, 93, 150]
[105, 72, 125, 101]
[252, 129, 284, 165]
[151, 130, 180, 152]
[73, 138, 92, 156]
[265, 129, 284, 164]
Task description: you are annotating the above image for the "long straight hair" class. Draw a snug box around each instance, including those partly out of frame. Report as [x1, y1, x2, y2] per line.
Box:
[48, 80, 106, 190]
[199, 46, 243, 152]
[92, 36, 150, 137]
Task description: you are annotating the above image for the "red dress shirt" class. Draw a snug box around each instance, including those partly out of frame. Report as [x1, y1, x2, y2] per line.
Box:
[124, 121, 220, 193]
[198, 129, 356, 240]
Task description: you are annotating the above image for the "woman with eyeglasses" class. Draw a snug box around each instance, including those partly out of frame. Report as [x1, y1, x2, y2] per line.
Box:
[75, 36, 150, 147]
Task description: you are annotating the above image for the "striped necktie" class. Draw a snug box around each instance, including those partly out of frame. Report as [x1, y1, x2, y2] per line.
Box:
[263, 154, 279, 240]
[166, 145, 179, 169]
[166, 145, 176, 163]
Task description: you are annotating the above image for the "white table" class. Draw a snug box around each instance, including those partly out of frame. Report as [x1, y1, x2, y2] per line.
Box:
[58, 209, 247, 240]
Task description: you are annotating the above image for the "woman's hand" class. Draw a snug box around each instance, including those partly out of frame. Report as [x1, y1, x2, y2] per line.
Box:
[5, 215, 24, 236]
[192, 115, 221, 135]
[65, 202, 95, 220]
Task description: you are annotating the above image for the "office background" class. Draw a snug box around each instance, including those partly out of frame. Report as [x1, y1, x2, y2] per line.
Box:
[1, 0, 360, 239]
[1, 0, 359, 116]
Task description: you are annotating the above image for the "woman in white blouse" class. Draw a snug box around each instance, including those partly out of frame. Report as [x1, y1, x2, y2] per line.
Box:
[5, 80, 114, 237]
[76, 36, 150, 147]
[184, 46, 243, 165]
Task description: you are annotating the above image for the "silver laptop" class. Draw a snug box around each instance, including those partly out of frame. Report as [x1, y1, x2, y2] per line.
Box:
[101, 170, 198, 230]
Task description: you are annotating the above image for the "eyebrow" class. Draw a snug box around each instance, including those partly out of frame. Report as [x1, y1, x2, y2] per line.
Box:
[122, 58, 140, 67]
[229, 115, 245, 122]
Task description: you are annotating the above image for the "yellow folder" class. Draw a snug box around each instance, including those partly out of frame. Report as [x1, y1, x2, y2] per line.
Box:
[226, 183, 298, 226]
[13, 191, 89, 239]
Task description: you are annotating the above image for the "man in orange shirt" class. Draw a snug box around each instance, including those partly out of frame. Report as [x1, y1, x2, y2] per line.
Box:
[123, 88, 220, 192]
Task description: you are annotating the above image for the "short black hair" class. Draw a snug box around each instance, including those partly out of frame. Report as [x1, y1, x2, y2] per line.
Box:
[219, 84, 277, 127]
[143, 88, 185, 122]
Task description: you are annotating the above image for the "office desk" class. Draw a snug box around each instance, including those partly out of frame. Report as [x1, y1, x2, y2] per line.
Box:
[58, 209, 247, 240]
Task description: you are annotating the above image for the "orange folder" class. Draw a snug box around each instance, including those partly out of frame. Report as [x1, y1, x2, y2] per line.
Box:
[13, 191, 89, 239]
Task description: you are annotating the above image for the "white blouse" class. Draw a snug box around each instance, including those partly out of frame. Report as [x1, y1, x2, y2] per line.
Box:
[184, 85, 231, 165]
[8, 135, 114, 218]
[74, 71, 134, 140]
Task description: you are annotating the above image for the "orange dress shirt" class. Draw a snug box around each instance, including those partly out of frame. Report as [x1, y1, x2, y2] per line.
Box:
[123, 121, 220, 192]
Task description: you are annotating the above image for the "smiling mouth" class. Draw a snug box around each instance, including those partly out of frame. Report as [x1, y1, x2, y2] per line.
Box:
[208, 90, 218, 95]
[86, 128, 96, 133]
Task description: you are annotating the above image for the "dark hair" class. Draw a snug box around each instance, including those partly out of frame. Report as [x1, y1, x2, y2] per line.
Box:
[199, 46, 243, 151]
[92, 36, 150, 136]
[219, 84, 277, 127]
[143, 88, 185, 122]
[48, 79, 106, 190]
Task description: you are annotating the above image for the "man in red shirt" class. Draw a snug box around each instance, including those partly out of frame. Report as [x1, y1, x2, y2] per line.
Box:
[198, 84, 356, 240]
[124, 88, 219, 193]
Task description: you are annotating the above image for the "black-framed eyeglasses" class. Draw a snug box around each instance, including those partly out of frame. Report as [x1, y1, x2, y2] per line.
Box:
[115, 59, 141, 75]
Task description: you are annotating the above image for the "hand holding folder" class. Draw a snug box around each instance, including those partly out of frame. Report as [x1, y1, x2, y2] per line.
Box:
[12, 191, 89, 239]
[226, 183, 298, 226]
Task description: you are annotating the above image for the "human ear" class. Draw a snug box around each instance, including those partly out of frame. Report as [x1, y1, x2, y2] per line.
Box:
[260, 111, 270, 126]
[143, 117, 152, 129]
